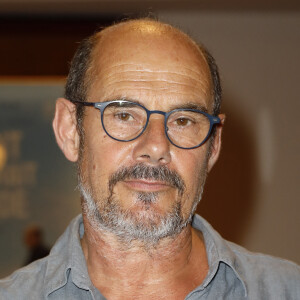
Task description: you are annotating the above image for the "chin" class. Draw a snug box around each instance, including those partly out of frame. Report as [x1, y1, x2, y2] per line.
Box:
[79, 178, 199, 245]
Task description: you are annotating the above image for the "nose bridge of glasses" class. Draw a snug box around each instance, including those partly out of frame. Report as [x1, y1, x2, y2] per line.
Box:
[145, 110, 166, 125]
[148, 110, 166, 117]
[144, 110, 167, 136]
[146, 110, 167, 130]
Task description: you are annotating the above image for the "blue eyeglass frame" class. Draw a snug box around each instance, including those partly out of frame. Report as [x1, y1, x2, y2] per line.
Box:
[71, 100, 221, 150]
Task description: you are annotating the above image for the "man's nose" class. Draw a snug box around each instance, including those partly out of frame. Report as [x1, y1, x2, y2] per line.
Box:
[132, 117, 171, 165]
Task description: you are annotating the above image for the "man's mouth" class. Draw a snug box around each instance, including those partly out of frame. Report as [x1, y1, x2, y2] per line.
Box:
[123, 179, 171, 192]
[108, 163, 185, 196]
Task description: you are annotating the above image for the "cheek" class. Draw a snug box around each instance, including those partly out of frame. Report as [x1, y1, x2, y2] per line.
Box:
[173, 147, 208, 182]
[173, 147, 209, 208]
[83, 134, 134, 184]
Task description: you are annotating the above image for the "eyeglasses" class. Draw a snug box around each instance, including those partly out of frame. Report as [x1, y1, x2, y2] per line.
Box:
[71, 100, 221, 149]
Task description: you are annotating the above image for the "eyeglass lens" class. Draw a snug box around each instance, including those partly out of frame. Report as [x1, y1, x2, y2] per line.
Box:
[102, 102, 211, 148]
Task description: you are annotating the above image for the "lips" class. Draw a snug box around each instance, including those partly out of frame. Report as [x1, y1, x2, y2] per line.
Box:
[123, 179, 170, 192]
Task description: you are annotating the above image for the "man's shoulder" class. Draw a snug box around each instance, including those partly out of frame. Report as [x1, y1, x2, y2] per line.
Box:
[193, 214, 300, 278]
[228, 240, 300, 274]
[192, 214, 300, 298]
[0, 257, 49, 298]
[226, 241, 300, 298]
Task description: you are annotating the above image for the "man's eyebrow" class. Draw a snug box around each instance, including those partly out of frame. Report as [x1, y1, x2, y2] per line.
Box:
[168, 102, 208, 113]
[103, 97, 146, 107]
[102, 96, 138, 103]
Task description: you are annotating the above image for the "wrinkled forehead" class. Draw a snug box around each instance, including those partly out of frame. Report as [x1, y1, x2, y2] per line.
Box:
[87, 21, 212, 102]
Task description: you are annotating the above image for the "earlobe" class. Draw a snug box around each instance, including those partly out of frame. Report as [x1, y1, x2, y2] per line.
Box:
[52, 98, 79, 162]
[207, 114, 225, 172]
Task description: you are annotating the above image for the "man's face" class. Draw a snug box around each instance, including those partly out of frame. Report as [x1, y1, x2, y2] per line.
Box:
[77, 23, 219, 244]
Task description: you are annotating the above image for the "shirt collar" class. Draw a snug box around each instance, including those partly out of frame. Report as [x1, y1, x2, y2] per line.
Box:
[191, 214, 248, 297]
[44, 215, 92, 297]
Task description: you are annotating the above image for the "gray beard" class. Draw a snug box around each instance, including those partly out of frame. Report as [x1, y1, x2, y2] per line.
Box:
[78, 164, 206, 247]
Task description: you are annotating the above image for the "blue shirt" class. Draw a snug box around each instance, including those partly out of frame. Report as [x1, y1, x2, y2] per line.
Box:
[0, 214, 299, 299]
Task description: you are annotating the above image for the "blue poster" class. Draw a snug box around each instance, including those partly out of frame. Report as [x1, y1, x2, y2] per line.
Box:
[0, 82, 80, 277]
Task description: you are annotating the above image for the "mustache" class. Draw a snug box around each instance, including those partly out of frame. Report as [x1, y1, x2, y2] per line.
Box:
[109, 163, 185, 195]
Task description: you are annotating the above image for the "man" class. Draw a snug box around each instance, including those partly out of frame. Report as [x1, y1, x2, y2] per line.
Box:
[0, 18, 299, 299]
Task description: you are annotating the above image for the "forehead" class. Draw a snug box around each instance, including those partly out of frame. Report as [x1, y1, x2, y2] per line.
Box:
[87, 21, 213, 110]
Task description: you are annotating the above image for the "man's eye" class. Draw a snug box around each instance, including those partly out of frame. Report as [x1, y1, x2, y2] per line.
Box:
[175, 118, 191, 126]
[115, 112, 133, 121]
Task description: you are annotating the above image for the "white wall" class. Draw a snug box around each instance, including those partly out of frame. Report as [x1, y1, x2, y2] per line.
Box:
[158, 11, 300, 264]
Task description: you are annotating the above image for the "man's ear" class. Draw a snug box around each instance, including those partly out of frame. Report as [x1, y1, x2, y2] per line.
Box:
[52, 98, 80, 162]
[207, 114, 225, 172]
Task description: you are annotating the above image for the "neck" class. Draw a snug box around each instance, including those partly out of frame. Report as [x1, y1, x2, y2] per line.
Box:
[80, 215, 209, 299]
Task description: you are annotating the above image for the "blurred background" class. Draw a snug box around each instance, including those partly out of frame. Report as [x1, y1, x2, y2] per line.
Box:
[0, 0, 299, 277]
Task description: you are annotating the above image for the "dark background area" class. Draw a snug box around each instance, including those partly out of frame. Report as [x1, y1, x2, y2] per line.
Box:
[0, 15, 124, 76]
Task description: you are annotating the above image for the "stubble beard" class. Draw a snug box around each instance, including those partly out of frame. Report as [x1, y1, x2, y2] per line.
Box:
[78, 162, 208, 247]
